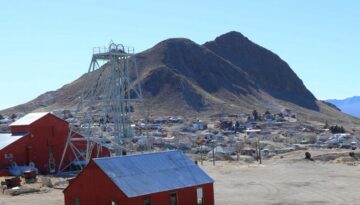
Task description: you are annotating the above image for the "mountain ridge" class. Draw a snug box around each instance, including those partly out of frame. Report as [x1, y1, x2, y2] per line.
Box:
[1, 31, 359, 128]
[327, 96, 360, 118]
[203, 31, 318, 110]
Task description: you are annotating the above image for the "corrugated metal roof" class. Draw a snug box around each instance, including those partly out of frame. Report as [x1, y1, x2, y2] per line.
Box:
[93, 150, 214, 197]
[10, 112, 49, 126]
[0, 133, 28, 149]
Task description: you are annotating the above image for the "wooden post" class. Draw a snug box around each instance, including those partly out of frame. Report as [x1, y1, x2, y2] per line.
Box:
[258, 137, 262, 164]
[200, 145, 203, 165]
[212, 145, 215, 166]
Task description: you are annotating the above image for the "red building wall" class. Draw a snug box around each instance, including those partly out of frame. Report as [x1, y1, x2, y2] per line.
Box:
[127, 183, 214, 205]
[8, 114, 70, 174]
[0, 135, 30, 169]
[0, 113, 110, 175]
[64, 161, 130, 205]
[64, 161, 215, 205]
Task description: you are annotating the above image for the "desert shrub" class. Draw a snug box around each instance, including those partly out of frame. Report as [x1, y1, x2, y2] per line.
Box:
[329, 125, 346, 134]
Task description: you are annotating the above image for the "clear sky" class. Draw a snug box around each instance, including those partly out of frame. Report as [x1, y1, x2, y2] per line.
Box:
[0, 1, 359, 110]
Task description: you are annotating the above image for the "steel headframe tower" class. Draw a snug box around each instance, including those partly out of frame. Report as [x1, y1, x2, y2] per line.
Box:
[58, 42, 144, 174]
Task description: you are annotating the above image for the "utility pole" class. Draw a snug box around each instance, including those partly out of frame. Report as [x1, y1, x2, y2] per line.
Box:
[211, 140, 216, 166]
[196, 137, 203, 165]
[257, 136, 262, 164]
[212, 147, 215, 166]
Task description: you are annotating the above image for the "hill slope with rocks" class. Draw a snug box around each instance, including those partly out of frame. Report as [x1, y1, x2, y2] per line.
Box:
[204, 31, 318, 110]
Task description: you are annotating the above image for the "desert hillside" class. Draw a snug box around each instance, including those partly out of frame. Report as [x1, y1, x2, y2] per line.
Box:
[1, 31, 359, 127]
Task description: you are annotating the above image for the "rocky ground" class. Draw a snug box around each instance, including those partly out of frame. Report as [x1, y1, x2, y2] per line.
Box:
[1, 149, 360, 205]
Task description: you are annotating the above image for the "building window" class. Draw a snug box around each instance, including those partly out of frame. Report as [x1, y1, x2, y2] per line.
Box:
[111, 200, 119, 205]
[170, 192, 178, 205]
[4, 153, 13, 159]
[73, 197, 80, 205]
[197, 187, 203, 205]
[143, 198, 151, 205]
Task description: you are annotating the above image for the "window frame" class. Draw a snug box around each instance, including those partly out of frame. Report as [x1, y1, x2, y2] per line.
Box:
[110, 200, 119, 205]
[73, 197, 80, 205]
[143, 197, 151, 205]
[4, 153, 13, 159]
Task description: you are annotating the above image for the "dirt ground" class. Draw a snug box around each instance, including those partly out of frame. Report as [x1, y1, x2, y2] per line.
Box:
[0, 189, 63, 205]
[204, 149, 360, 205]
[1, 149, 360, 205]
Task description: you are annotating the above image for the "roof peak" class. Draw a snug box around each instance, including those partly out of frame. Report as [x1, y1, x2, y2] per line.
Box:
[10, 112, 50, 126]
[93, 150, 213, 197]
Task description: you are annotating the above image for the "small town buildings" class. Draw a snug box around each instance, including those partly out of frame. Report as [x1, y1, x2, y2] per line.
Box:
[155, 117, 167, 124]
[239, 147, 256, 156]
[0, 116, 11, 124]
[245, 129, 262, 139]
[64, 151, 214, 205]
[213, 133, 225, 142]
[210, 146, 236, 156]
[192, 120, 207, 130]
[192, 145, 212, 154]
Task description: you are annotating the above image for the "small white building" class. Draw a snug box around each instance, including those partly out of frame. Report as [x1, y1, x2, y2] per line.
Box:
[192, 120, 207, 130]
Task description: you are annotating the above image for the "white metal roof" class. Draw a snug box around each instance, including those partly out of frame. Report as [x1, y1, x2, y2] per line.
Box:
[10, 112, 49, 126]
[0, 133, 28, 150]
[93, 150, 214, 197]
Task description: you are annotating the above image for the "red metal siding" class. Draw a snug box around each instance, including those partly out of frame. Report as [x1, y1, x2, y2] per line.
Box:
[64, 161, 130, 205]
[64, 161, 214, 205]
[1, 113, 110, 175]
[0, 134, 30, 169]
[0, 114, 71, 174]
[127, 183, 214, 205]
[8, 114, 69, 174]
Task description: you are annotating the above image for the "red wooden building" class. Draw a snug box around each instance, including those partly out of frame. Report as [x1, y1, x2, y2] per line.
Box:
[0, 112, 108, 175]
[64, 151, 214, 205]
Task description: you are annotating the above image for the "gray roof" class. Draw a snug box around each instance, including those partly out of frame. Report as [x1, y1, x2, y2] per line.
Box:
[93, 150, 213, 197]
[0, 133, 28, 150]
[10, 112, 49, 126]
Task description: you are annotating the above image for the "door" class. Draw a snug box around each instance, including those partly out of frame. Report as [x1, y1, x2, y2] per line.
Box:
[170, 192, 178, 205]
[26, 146, 33, 164]
[197, 187, 204, 205]
[48, 146, 56, 174]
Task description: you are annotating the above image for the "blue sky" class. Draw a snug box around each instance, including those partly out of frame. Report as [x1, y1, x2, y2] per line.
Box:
[0, 1, 359, 110]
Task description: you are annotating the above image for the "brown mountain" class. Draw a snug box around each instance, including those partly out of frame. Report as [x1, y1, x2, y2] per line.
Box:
[137, 38, 258, 113]
[204, 31, 318, 110]
[1, 31, 359, 127]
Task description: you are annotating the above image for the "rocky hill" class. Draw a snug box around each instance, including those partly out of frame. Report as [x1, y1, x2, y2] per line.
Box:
[204, 31, 318, 110]
[2, 31, 359, 127]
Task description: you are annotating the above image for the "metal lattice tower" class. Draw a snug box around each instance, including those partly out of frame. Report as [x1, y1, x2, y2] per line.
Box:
[58, 42, 144, 173]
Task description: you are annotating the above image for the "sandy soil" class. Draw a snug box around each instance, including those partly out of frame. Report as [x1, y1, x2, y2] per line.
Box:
[1, 149, 360, 205]
[203, 149, 360, 205]
[0, 189, 63, 205]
